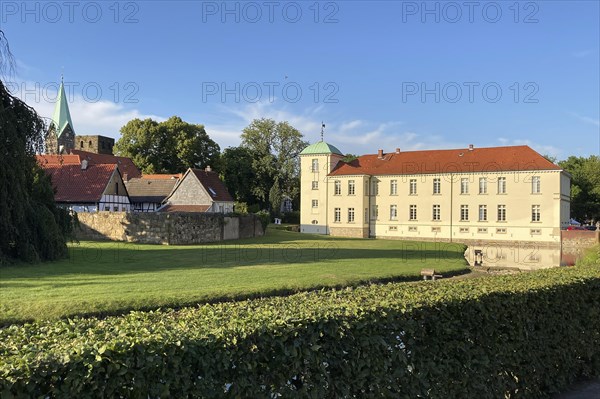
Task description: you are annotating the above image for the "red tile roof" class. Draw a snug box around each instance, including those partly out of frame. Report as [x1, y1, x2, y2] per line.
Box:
[159, 204, 211, 213]
[70, 150, 142, 178]
[329, 145, 561, 176]
[36, 154, 81, 166]
[190, 169, 234, 202]
[41, 164, 117, 203]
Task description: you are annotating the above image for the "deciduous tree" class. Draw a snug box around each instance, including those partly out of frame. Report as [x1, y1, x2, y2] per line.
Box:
[240, 118, 308, 210]
[0, 30, 75, 263]
[559, 155, 600, 222]
[115, 116, 220, 174]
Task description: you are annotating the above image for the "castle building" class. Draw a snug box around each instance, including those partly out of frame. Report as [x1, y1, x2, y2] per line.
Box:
[300, 141, 570, 244]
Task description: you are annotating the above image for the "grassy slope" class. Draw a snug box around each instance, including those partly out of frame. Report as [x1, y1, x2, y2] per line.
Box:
[0, 229, 468, 324]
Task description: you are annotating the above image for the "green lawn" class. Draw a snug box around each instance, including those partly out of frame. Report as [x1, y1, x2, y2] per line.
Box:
[0, 229, 469, 325]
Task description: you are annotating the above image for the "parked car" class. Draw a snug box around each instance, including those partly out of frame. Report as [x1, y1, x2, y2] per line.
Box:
[584, 225, 597, 231]
[566, 225, 586, 231]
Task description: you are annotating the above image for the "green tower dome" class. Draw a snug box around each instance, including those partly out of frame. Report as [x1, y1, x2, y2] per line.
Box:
[300, 141, 343, 156]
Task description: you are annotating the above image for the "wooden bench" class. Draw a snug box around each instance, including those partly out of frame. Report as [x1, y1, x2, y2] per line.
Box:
[421, 268, 443, 281]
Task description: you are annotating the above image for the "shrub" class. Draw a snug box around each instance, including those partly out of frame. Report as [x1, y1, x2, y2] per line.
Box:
[255, 210, 270, 231]
[282, 210, 300, 224]
[0, 265, 598, 397]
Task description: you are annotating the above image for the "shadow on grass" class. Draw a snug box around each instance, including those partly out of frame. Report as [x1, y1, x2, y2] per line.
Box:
[0, 242, 468, 277]
[0, 267, 472, 328]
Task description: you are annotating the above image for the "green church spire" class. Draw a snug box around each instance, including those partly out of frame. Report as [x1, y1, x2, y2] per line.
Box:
[51, 78, 75, 138]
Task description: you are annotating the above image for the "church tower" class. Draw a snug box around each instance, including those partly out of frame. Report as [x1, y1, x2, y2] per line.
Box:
[45, 78, 75, 154]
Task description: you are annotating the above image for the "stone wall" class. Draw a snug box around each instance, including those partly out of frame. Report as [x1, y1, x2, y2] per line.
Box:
[169, 173, 211, 206]
[75, 135, 115, 155]
[76, 212, 264, 245]
[329, 227, 369, 238]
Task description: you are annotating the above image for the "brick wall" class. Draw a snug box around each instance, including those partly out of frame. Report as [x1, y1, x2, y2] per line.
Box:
[76, 212, 263, 245]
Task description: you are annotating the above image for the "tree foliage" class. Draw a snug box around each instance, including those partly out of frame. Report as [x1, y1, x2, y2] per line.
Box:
[240, 118, 308, 210]
[219, 146, 257, 205]
[114, 116, 220, 174]
[559, 155, 600, 222]
[0, 34, 75, 263]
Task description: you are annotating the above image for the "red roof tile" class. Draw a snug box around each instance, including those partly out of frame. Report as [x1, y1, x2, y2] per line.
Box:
[36, 154, 81, 166]
[70, 150, 142, 178]
[41, 164, 117, 203]
[159, 204, 211, 213]
[190, 169, 234, 202]
[329, 145, 561, 176]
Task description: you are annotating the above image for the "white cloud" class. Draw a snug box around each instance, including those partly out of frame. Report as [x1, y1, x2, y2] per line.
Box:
[8, 79, 164, 140]
[570, 112, 600, 127]
[572, 49, 596, 58]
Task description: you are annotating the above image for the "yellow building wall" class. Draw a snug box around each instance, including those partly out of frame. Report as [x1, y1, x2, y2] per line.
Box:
[317, 170, 566, 243]
[299, 153, 343, 234]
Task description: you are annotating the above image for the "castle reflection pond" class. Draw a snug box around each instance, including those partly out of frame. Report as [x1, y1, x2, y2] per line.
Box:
[465, 243, 577, 270]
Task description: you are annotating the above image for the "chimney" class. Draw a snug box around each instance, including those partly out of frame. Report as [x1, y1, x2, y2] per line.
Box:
[81, 159, 88, 170]
[468, 144, 474, 151]
[205, 165, 212, 172]
[123, 173, 128, 182]
[377, 149, 384, 159]
[395, 148, 401, 154]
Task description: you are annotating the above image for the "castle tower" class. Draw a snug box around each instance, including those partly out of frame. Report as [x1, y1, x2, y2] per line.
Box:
[46, 79, 75, 154]
[299, 140, 344, 234]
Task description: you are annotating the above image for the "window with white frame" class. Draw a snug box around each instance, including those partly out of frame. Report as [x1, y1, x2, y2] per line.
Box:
[461, 178, 469, 194]
[433, 178, 441, 194]
[497, 204, 506, 221]
[348, 208, 355, 223]
[312, 199, 318, 208]
[311, 159, 318, 172]
[348, 180, 355, 195]
[390, 205, 397, 220]
[390, 179, 398, 195]
[312, 181, 318, 190]
[498, 177, 506, 194]
[334, 207, 341, 223]
[432, 204, 440, 221]
[532, 176, 541, 194]
[334, 180, 341, 195]
[409, 205, 417, 220]
[479, 205, 487, 221]
[532, 205, 540, 222]
[460, 205, 469, 221]
[479, 177, 487, 194]
[409, 179, 417, 195]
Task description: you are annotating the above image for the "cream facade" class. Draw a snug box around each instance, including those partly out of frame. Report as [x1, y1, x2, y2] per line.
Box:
[300, 143, 570, 244]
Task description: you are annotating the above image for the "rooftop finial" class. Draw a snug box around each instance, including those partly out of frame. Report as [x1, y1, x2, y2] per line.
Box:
[61, 67, 64, 83]
[320, 122, 325, 142]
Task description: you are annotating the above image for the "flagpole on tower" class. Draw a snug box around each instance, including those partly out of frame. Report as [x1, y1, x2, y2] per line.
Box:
[320, 122, 325, 142]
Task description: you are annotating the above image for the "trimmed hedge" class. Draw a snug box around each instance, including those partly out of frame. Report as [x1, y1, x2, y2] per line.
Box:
[0, 265, 599, 398]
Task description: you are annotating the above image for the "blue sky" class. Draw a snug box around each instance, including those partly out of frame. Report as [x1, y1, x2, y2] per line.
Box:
[2, 0, 599, 158]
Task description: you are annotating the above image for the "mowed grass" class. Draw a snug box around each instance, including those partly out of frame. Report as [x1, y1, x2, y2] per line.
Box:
[0, 229, 469, 325]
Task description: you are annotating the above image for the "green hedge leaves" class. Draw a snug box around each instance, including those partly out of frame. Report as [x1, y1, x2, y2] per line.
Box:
[1, 264, 599, 398]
